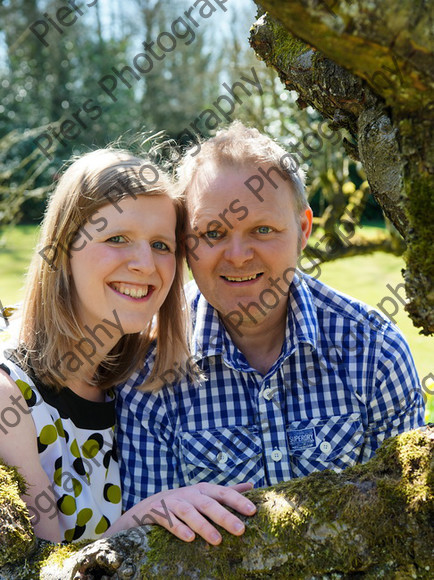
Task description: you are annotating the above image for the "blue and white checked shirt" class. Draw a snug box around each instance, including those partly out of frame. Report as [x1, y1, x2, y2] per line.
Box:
[116, 272, 425, 510]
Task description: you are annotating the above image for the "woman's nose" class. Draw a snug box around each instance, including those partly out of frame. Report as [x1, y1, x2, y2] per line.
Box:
[127, 241, 156, 274]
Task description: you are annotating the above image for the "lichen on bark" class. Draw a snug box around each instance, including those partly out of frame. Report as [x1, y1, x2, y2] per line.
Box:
[1, 427, 433, 579]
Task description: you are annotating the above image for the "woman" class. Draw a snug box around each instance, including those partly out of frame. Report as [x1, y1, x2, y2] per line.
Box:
[0, 148, 256, 545]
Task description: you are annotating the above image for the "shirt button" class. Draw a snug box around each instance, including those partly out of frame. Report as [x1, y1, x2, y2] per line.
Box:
[270, 449, 283, 462]
[216, 451, 228, 464]
[320, 441, 331, 453]
[263, 388, 274, 400]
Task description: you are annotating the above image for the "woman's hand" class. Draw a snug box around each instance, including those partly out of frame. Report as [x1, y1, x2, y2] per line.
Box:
[105, 482, 256, 544]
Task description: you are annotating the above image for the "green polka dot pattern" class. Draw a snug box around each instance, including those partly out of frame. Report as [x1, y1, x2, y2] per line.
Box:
[16, 379, 37, 407]
[55, 418, 66, 438]
[82, 434, 104, 459]
[94, 515, 111, 535]
[58, 494, 77, 516]
[70, 439, 81, 458]
[103, 484, 122, 504]
[1, 354, 122, 543]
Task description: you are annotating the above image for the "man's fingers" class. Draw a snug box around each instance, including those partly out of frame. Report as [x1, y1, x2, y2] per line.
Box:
[189, 495, 248, 537]
[147, 507, 196, 543]
[230, 482, 254, 493]
[196, 482, 257, 516]
[136, 496, 198, 543]
[142, 484, 257, 545]
[171, 499, 224, 544]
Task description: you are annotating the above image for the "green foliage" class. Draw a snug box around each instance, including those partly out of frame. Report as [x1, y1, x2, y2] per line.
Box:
[0, 0, 251, 222]
[0, 0, 387, 228]
[0, 128, 53, 226]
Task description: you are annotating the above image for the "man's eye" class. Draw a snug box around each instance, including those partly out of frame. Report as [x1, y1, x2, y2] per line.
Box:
[107, 235, 127, 243]
[205, 231, 223, 240]
[152, 241, 170, 251]
[256, 226, 273, 234]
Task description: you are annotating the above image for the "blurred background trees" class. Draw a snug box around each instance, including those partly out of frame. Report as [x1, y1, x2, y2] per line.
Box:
[0, 0, 386, 231]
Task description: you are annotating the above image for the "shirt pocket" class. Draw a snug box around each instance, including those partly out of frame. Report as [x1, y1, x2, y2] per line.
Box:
[288, 413, 365, 477]
[178, 426, 265, 486]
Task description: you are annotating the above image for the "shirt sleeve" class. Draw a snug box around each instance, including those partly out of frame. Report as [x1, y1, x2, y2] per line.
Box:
[361, 322, 426, 462]
[115, 374, 181, 512]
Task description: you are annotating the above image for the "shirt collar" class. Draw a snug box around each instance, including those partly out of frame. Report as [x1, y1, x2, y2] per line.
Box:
[187, 271, 318, 371]
[283, 271, 318, 357]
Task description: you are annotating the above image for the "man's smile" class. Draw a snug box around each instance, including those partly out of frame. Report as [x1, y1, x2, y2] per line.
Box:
[220, 273, 264, 283]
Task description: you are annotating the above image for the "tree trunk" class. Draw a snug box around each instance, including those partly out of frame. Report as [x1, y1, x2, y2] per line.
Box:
[1, 427, 433, 579]
[250, 0, 434, 335]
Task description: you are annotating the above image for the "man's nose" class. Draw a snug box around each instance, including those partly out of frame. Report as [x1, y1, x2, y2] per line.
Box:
[223, 235, 254, 266]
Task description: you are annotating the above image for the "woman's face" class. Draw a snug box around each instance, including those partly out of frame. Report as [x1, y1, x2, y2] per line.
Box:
[69, 194, 177, 348]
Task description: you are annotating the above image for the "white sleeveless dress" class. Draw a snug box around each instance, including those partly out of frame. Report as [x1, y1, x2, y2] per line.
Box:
[0, 350, 122, 542]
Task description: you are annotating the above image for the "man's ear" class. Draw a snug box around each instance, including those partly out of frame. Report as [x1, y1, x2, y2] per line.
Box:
[300, 207, 313, 250]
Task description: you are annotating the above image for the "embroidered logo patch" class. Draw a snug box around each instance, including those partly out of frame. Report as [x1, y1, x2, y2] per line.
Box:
[288, 428, 316, 450]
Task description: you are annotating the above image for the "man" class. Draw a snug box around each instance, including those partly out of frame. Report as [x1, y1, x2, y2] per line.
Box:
[116, 122, 425, 511]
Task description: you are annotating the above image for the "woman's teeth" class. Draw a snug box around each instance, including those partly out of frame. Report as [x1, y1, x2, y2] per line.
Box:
[112, 284, 149, 298]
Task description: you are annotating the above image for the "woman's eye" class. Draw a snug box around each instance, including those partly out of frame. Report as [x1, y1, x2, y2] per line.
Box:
[205, 230, 223, 240]
[152, 241, 170, 251]
[256, 226, 273, 234]
[107, 235, 127, 244]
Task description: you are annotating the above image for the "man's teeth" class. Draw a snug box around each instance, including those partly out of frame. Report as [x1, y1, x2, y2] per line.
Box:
[225, 274, 259, 282]
[113, 284, 149, 298]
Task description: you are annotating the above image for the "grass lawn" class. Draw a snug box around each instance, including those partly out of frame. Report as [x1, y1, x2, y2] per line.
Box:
[1, 224, 432, 419]
[315, 252, 433, 384]
[0, 225, 39, 305]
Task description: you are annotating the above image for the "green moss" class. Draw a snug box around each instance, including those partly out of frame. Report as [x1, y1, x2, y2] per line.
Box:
[259, 14, 311, 72]
[403, 172, 434, 333]
[140, 429, 433, 579]
[2, 430, 433, 579]
[270, 26, 309, 63]
[0, 458, 28, 496]
[39, 539, 91, 570]
[0, 459, 35, 568]
[405, 176, 434, 278]
[0, 539, 94, 580]
[1, 542, 57, 580]
[0, 457, 91, 578]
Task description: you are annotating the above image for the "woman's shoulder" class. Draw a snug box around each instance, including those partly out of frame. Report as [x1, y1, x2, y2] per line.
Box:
[0, 348, 22, 380]
[0, 348, 39, 400]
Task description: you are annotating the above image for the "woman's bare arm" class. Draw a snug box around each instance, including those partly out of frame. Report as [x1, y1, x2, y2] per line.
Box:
[0, 369, 62, 543]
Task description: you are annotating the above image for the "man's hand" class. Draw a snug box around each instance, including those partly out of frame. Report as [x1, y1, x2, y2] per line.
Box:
[106, 482, 257, 544]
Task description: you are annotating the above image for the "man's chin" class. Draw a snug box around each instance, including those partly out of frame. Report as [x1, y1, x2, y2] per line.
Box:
[218, 303, 266, 336]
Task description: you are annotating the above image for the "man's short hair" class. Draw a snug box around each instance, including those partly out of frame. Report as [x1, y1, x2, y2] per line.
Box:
[177, 121, 308, 212]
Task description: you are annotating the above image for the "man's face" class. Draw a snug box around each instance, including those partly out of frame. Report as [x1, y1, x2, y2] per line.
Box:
[185, 163, 312, 335]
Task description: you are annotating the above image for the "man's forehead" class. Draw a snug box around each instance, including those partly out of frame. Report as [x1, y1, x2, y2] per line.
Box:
[187, 161, 254, 206]
[187, 160, 294, 210]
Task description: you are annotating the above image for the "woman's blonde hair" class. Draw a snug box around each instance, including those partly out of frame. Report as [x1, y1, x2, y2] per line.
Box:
[18, 148, 188, 391]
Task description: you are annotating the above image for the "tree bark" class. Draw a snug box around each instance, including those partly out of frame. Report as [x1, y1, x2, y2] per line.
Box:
[250, 0, 434, 335]
[1, 427, 433, 579]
